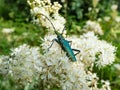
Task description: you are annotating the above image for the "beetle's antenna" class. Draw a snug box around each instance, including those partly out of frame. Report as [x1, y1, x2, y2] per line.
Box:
[61, 26, 66, 35]
[36, 13, 57, 32]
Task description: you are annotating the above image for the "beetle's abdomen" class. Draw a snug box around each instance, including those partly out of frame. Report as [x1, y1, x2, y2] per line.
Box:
[60, 39, 76, 61]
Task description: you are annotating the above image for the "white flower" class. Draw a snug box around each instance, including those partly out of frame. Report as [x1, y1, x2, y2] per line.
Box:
[61, 0, 65, 3]
[86, 71, 99, 88]
[27, 0, 66, 33]
[68, 32, 116, 68]
[2, 28, 15, 34]
[6, 44, 42, 85]
[88, 7, 92, 11]
[97, 18, 102, 22]
[95, 40, 116, 67]
[51, 14, 66, 33]
[52, 2, 62, 12]
[114, 64, 120, 71]
[115, 16, 120, 22]
[104, 16, 111, 22]
[31, 7, 48, 16]
[101, 80, 111, 90]
[95, 8, 99, 13]
[83, 20, 103, 35]
[111, 4, 118, 11]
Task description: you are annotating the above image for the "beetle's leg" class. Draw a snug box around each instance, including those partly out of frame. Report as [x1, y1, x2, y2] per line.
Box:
[47, 38, 58, 50]
[72, 49, 80, 56]
[67, 40, 80, 56]
[68, 41, 72, 46]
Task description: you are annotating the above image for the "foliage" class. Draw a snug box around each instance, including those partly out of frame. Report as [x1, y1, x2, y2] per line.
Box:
[0, 0, 30, 22]
[0, 19, 45, 55]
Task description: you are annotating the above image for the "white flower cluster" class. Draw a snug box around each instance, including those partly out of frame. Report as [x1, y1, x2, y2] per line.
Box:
[27, 0, 115, 89]
[38, 32, 115, 89]
[2, 28, 15, 34]
[0, 32, 115, 89]
[39, 35, 100, 90]
[83, 20, 103, 35]
[27, 0, 66, 33]
[0, 43, 94, 89]
[40, 35, 88, 89]
[0, 44, 42, 85]
[0, 0, 116, 90]
[68, 32, 116, 68]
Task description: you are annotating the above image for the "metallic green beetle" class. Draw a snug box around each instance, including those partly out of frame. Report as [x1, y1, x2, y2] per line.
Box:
[37, 13, 80, 61]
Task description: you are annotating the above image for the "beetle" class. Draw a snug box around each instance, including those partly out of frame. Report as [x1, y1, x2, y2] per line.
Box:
[37, 13, 80, 61]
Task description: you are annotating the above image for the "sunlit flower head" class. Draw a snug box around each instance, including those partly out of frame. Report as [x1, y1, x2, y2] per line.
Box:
[83, 20, 103, 35]
[27, 0, 66, 34]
